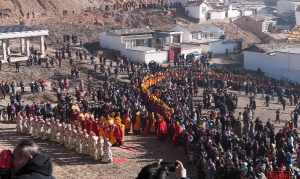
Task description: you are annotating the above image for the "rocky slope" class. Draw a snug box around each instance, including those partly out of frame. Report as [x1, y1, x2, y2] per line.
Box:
[0, 0, 109, 17]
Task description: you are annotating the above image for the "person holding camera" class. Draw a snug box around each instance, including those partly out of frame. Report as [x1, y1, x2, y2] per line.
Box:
[136, 160, 189, 179]
[12, 140, 54, 179]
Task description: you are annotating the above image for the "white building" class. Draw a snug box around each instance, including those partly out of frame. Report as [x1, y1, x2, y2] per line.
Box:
[208, 39, 241, 54]
[184, 1, 254, 21]
[180, 44, 204, 58]
[296, 7, 300, 26]
[168, 0, 192, 6]
[185, 2, 212, 22]
[230, 0, 265, 17]
[207, 10, 227, 20]
[244, 43, 300, 82]
[0, 25, 48, 62]
[234, 16, 277, 40]
[242, 9, 254, 16]
[170, 24, 239, 55]
[277, 0, 300, 16]
[125, 46, 168, 64]
[100, 28, 182, 64]
[100, 28, 154, 53]
[171, 24, 224, 43]
[227, 5, 241, 19]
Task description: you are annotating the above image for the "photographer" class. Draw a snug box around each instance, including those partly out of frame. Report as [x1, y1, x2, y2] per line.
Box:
[12, 140, 55, 179]
[136, 160, 189, 179]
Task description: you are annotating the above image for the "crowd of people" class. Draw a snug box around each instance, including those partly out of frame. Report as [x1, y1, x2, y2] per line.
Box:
[137, 64, 300, 179]
[3, 40, 300, 179]
[16, 112, 114, 163]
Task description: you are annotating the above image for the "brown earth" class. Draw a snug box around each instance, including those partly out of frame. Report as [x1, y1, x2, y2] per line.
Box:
[0, 0, 260, 48]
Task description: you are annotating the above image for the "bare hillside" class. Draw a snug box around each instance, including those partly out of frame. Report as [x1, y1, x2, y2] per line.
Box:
[0, 0, 176, 44]
[0, 0, 261, 48]
[0, 0, 109, 17]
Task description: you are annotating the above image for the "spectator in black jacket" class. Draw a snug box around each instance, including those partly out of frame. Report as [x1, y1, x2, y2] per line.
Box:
[12, 140, 55, 179]
[136, 160, 189, 179]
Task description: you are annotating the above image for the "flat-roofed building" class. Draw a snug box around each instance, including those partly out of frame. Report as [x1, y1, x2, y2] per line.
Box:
[244, 43, 300, 82]
[0, 25, 49, 62]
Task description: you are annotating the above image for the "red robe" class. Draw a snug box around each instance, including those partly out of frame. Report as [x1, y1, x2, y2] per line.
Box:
[143, 118, 150, 136]
[84, 119, 91, 134]
[157, 119, 168, 138]
[114, 125, 123, 145]
[123, 113, 131, 132]
[172, 123, 184, 145]
[91, 120, 99, 136]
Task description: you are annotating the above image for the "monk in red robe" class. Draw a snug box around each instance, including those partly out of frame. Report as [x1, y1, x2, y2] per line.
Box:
[122, 111, 131, 134]
[143, 113, 151, 136]
[149, 113, 156, 134]
[91, 118, 99, 136]
[172, 121, 184, 145]
[115, 113, 125, 145]
[157, 115, 168, 140]
[84, 116, 91, 134]
[114, 124, 123, 146]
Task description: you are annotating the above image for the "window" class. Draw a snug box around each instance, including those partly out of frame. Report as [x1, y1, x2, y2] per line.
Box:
[173, 35, 181, 43]
[124, 40, 132, 48]
[136, 39, 145, 46]
[192, 33, 198, 39]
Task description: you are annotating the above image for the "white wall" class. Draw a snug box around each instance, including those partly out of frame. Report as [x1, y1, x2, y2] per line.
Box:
[123, 49, 145, 63]
[277, 0, 296, 15]
[227, 9, 241, 18]
[244, 51, 300, 82]
[144, 51, 168, 64]
[186, 5, 201, 19]
[171, 26, 192, 43]
[100, 32, 123, 51]
[262, 20, 276, 32]
[209, 11, 226, 20]
[208, 40, 238, 54]
[168, 0, 190, 6]
[181, 48, 202, 58]
[243, 10, 253, 16]
[185, 3, 210, 20]
[296, 11, 300, 26]
[124, 49, 168, 64]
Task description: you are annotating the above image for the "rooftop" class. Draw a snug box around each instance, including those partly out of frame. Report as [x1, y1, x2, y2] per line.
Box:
[0, 25, 48, 40]
[0, 25, 46, 34]
[108, 28, 154, 36]
[246, 43, 300, 54]
[289, 0, 300, 4]
[235, 15, 277, 23]
[127, 46, 157, 52]
[230, 1, 266, 10]
[185, 1, 206, 7]
[251, 15, 276, 21]
[266, 33, 289, 40]
[176, 23, 224, 33]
